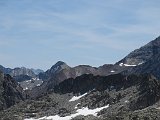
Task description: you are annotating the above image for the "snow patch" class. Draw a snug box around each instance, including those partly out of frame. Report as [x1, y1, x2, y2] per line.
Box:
[69, 93, 88, 102]
[119, 62, 144, 67]
[23, 87, 28, 90]
[119, 63, 137, 67]
[138, 62, 144, 65]
[26, 80, 29, 83]
[75, 103, 81, 109]
[119, 63, 124, 66]
[24, 105, 109, 120]
[110, 70, 115, 73]
[123, 64, 137, 67]
[125, 100, 129, 103]
[156, 107, 160, 110]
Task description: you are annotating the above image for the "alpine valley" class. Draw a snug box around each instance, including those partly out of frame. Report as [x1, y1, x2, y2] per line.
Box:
[1, 36, 160, 120]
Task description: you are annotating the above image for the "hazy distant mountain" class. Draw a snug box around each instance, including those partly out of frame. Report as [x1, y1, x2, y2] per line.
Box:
[0, 66, 35, 77]
[0, 66, 44, 90]
[0, 66, 44, 79]
[31, 68, 44, 75]
[10, 67, 36, 77]
[0, 65, 12, 74]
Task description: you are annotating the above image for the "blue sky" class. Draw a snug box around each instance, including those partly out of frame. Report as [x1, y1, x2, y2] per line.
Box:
[0, 0, 160, 70]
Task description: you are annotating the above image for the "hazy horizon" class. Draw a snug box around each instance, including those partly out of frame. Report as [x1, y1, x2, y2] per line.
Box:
[0, 0, 160, 70]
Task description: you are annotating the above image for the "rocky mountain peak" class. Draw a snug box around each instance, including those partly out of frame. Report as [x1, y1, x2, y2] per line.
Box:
[116, 36, 160, 66]
[54, 61, 66, 66]
[52, 61, 68, 68]
[50, 61, 70, 73]
[38, 61, 70, 80]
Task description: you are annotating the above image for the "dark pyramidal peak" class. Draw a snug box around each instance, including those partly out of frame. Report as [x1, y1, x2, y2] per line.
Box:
[50, 61, 70, 73]
[53, 61, 67, 66]
[38, 61, 70, 80]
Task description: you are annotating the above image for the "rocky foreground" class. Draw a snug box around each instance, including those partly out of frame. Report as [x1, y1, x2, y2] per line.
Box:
[0, 73, 160, 120]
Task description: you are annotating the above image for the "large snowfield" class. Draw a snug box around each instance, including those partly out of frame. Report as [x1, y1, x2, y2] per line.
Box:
[24, 104, 109, 120]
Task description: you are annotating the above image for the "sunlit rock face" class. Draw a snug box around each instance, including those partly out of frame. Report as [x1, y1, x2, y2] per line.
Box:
[117, 36, 160, 66]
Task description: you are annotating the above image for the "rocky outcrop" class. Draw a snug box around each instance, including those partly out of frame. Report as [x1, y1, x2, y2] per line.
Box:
[0, 71, 26, 111]
[1, 73, 160, 120]
[54, 73, 160, 110]
[13, 75, 32, 82]
[53, 73, 160, 120]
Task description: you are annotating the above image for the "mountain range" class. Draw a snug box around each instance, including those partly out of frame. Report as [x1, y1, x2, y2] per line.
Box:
[0, 36, 160, 120]
[32, 37, 160, 97]
[0, 66, 44, 81]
